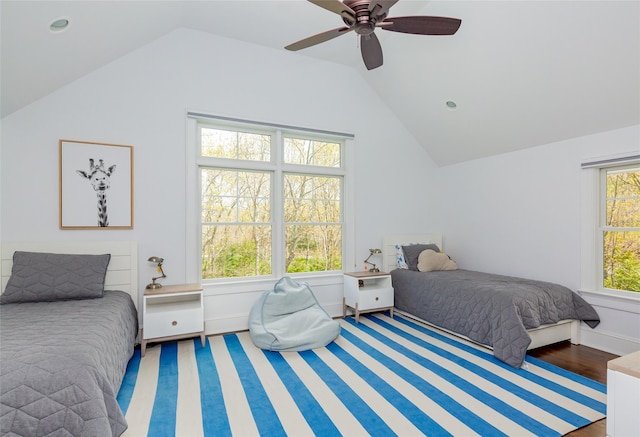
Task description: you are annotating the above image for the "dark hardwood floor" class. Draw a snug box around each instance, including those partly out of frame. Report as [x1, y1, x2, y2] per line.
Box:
[528, 341, 619, 436]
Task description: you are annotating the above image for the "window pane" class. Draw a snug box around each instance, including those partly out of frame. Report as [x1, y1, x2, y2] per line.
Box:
[284, 173, 342, 273]
[201, 127, 270, 161]
[284, 174, 341, 224]
[284, 137, 341, 167]
[603, 231, 640, 292]
[606, 167, 640, 227]
[202, 225, 272, 279]
[201, 168, 270, 224]
[201, 167, 272, 279]
[285, 225, 342, 272]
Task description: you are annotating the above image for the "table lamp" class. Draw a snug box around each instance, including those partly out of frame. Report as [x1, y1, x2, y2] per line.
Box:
[364, 248, 382, 272]
[146, 256, 166, 289]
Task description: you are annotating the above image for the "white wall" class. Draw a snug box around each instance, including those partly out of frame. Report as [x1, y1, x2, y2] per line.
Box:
[2, 27, 638, 351]
[435, 125, 640, 355]
[0, 28, 439, 331]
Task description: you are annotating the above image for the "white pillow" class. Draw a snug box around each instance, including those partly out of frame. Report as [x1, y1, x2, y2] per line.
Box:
[395, 244, 408, 269]
[417, 249, 458, 272]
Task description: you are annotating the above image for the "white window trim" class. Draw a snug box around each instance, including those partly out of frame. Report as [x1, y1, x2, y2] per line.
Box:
[185, 114, 355, 286]
[580, 154, 640, 301]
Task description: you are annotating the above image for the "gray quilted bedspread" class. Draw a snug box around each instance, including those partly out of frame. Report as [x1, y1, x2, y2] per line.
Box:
[391, 269, 600, 368]
[1, 291, 138, 436]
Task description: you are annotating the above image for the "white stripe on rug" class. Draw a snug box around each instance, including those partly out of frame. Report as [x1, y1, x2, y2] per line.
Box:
[176, 340, 203, 436]
[122, 345, 159, 436]
[118, 313, 605, 437]
[209, 334, 259, 436]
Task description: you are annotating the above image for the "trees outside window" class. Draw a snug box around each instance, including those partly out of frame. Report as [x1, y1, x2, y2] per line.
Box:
[602, 165, 640, 292]
[198, 125, 345, 280]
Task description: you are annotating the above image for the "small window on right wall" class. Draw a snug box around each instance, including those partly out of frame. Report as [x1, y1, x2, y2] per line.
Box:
[600, 164, 640, 293]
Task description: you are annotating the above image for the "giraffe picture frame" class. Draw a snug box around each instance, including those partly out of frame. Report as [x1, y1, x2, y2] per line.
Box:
[59, 139, 134, 229]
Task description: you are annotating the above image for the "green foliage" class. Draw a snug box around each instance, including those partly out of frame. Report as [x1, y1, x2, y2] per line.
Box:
[604, 167, 640, 293]
[203, 239, 271, 278]
[287, 257, 328, 273]
[604, 251, 640, 292]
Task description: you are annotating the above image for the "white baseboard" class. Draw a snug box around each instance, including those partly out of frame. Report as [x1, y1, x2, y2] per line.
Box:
[204, 302, 345, 336]
[580, 327, 640, 357]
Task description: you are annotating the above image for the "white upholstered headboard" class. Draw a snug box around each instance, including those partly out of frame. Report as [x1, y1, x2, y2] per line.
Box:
[1, 241, 139, 310]
[382, 233, 443, 273]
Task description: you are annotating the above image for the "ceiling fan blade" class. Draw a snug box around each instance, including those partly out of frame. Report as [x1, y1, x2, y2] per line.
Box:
[379, 16, 462, 35]
[361, 33, 383, 70]
[369, 0, 399, 19]
[307, 0, 356, 22]
[285, 26, 353, 51]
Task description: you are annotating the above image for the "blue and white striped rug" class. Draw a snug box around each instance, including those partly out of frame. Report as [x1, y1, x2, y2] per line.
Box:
[117, 313, 606, 436]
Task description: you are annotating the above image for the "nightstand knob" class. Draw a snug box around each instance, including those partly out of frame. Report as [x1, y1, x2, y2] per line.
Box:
[172, 321, 178, 326]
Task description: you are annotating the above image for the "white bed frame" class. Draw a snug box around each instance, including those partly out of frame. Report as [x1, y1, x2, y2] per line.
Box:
[1, 241, 139, 314]
[382, 234, 580, 351]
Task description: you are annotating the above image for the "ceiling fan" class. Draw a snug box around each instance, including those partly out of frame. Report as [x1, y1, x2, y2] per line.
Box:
[285, 0, 462, 70]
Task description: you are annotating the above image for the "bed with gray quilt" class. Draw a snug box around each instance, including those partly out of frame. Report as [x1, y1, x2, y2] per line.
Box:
[0, 250, 138, 437]
[392, 268, 600, 368]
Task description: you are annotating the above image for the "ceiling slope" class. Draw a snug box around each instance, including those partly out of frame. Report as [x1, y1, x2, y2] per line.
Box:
[2, 1, 638, 165]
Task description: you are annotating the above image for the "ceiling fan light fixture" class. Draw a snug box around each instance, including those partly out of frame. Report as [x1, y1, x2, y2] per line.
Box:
[49, 17, 70, 33]
[446, 100, 458, 111]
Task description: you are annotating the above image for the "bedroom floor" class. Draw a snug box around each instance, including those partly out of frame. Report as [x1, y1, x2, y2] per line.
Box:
[528, 341, 618, 437]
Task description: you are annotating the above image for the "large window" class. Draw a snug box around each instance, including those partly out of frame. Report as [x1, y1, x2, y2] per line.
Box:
[601, 165, 640, 292]
[195, 121, 347, 281]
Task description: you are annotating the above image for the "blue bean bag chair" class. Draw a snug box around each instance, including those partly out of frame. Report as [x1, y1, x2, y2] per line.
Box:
[249, 276, 341, 351]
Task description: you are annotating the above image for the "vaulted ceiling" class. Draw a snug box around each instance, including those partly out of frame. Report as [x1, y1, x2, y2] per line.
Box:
[2, 1, 638, 165]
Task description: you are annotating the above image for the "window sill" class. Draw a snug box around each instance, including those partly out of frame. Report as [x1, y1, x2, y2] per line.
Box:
[579, 289, 640, 314]
[202, 272, 345, 296]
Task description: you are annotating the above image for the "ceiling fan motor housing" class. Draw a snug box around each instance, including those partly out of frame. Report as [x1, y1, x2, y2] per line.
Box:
[342, 0, 384, 35]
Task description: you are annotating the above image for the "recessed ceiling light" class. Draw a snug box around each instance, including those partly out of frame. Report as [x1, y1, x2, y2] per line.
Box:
[49, 17, 70, 33]
[445, 100, 458, 111]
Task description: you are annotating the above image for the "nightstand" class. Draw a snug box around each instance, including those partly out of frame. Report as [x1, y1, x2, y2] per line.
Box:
[141, 283, 205, 356]
[343, 271, 394, 323]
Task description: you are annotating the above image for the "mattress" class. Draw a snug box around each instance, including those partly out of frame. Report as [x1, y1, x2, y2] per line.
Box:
[0, 290, 138, 436]
[391, 268, 600, 368]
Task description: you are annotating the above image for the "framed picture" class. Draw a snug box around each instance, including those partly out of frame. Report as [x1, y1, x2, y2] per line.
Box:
[59, 140, 134, 229]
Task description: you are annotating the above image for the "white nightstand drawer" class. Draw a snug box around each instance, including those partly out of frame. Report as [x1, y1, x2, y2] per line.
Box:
[357, 287, 394, 310]
[343, 272, 395, 323]
[144, 308, 203, 339]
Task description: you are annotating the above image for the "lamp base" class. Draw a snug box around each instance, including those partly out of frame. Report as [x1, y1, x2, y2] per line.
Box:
[369, 268, 380, 273]
[146, 282, 163, 289]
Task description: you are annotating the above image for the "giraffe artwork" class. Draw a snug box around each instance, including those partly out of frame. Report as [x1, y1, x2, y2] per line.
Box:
[76, 159, 116, 227]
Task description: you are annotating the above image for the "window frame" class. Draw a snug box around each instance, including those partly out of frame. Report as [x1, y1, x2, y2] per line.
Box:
[581, 155, 640, 299]
[185, 115, 354, 285]
[597, 163, 640, 294]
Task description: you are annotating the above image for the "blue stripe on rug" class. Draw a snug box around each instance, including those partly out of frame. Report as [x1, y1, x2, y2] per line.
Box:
[339, 328, 506, 437]
[524, 354, 607, 393]
[347, 318, 562, 436]
[299, 349, 396, 436]
[262, 350, 341, 436]
[326, 340, 456, 437]
[387, 315, 607, 415]
[224, 334, 286, 437]
[116, 347, 140, 415]
[148, 341, 179, 437]
[194, 338, 232, 437]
